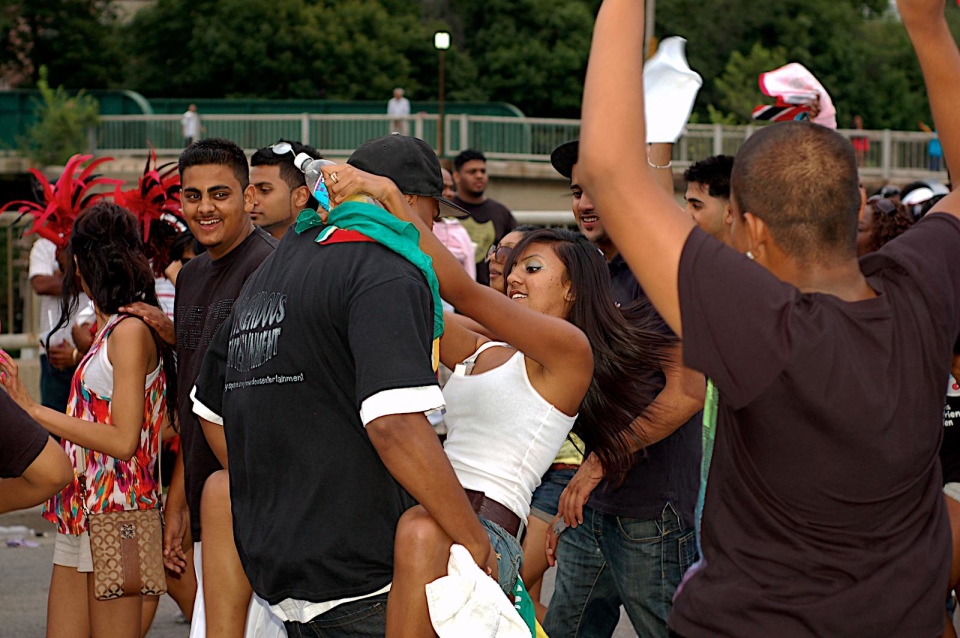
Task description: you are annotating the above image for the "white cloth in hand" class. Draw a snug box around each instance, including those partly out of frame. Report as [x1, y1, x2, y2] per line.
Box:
[426, 544, 529, 638]
[644, 37, 703, 144]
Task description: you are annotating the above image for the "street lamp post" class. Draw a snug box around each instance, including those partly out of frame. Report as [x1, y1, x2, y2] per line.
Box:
[434, 31, 450, 156]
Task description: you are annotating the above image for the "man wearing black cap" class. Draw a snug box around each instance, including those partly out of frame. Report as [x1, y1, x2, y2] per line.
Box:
[190, 134, 487, 637]
[544, 139, 703, 638]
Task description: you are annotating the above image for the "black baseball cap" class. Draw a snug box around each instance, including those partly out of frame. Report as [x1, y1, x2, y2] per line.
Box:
[347, 133, 469, 218]
[550, 140, 579, 179]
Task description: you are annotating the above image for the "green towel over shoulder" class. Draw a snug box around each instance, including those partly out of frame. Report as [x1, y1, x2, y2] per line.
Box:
[296, 202, 444, 339]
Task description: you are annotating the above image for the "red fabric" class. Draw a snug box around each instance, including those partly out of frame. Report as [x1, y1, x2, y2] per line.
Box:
[318, 229, 376, 245]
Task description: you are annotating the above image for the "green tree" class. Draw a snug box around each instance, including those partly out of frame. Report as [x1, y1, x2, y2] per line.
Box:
[452, 0, 595, 116]
[0, 0, 120, 89]
[123, 0, 467, 103]
[18, 66, 100, 166]
[712, 43, 788, 123]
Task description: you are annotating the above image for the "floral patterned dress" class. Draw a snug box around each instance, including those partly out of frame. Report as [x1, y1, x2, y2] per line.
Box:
[43, 314, 166, 535]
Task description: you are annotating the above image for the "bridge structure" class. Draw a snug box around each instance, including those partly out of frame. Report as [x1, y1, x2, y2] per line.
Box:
[0, 113, 950, 351]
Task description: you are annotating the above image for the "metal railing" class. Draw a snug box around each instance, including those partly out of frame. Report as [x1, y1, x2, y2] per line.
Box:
[95, 113, 947, 181]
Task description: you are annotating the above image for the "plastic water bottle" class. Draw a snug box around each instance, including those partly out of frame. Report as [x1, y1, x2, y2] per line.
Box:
[295, 155, 336, 212]
[295, 154, 379, 212]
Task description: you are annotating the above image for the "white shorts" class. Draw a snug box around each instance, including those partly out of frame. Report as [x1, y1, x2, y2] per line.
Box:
[189, 541, 285, 638]
[944, 482, 960, 505]
[52, 532, 94, 573]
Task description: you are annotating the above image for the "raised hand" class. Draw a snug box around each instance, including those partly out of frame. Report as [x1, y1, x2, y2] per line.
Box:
[0, 349, 38, 415]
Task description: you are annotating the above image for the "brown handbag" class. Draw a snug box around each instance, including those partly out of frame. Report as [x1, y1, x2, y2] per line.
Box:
[75, 441, 167, 600]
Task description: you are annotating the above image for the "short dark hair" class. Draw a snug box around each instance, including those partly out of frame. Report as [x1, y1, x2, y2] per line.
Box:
[179, 138, 250, 189]
[454, 149, 486, 172]
[683, 155, 734, 200]
[731, 122, 861, 263]
[251, 139, 323, 209]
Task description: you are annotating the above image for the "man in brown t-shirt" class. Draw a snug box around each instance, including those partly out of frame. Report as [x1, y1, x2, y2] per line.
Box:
[574, 1, 960, 636]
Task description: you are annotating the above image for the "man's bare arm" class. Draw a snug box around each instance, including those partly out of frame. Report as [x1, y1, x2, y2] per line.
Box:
[367, 412, 491, 570]
[578, 0, 695, 336]
[901, 0, 960, 217]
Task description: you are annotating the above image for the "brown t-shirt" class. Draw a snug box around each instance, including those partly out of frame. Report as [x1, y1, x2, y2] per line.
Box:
[452, 196, 516, 286]
[0, 390, 51, 478]
[175, 227, 277, 542]
[671, 214, 960, 637]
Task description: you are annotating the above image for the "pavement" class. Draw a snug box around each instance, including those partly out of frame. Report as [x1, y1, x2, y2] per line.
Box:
[0, 506, 187, 638]
[0, 505, 635, 637]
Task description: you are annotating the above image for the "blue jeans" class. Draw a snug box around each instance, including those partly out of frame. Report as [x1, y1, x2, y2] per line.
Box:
[543, 503, 697, 638]
[530, 468, 578, 520]
[481, 516, 524, 598]
[40, 355, 74, 414]
[283, 593, 388, 638]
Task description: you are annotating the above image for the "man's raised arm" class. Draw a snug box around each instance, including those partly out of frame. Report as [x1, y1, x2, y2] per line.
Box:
[577, 0, 695, 335]
[901, 0, 960, 218]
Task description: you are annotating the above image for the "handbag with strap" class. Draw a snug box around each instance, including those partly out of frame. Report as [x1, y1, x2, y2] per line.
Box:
[75, 432, 166, 600]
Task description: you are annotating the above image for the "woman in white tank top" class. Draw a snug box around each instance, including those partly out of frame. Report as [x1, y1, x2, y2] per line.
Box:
[324, 168, 674, 637]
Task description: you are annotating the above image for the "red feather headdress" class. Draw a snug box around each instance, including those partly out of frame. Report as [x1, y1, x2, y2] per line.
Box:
[113, 149, 185, 277]
[0, 154, 120, 248]
[112, 148, 184, 244]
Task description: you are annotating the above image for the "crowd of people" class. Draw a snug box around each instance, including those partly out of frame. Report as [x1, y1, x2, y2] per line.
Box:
[1, 0, 960, 637]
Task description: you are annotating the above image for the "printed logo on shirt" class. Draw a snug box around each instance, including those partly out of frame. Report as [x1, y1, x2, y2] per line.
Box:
[458, 218, 496, 264]
[946, 375, 960, 428]
[228, 291, 286, 373]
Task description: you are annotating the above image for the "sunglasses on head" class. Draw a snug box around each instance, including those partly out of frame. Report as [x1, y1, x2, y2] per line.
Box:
[271, 142, 294, 157]
[868, 196, 898, 216]
[485, 244, 514, 263]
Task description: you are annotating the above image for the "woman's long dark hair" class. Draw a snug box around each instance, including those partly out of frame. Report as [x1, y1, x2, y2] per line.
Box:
[504, 228, 676, 478]
[49, 201, 178, 428]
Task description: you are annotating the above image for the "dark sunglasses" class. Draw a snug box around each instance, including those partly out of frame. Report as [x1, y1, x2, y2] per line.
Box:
[868, 196, 897, 216]
[485, 244, 514, 263]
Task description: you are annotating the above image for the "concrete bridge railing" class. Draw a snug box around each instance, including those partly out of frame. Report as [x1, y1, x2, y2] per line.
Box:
[94, 113, 948, 182]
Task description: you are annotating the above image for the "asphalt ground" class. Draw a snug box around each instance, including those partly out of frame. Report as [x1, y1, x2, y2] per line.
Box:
[0, 506, 634, 637]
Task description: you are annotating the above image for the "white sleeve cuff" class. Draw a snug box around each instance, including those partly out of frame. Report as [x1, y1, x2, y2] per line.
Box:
[359, 385, 445, 427]
[190, 385, 223, 426]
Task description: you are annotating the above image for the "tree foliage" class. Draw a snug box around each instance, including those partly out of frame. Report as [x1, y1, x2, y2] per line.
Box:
[0, 0, 119, 89]
[4, 0, 960, 128]
[17, 66, 100, 166]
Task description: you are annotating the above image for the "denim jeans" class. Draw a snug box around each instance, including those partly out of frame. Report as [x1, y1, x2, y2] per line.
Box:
[283, 593, 388, 638]
[481, 516, 524, 598]
[543, 503, 697, 638]
[40, 354, 74, 414]
[530, 468, 578, 520]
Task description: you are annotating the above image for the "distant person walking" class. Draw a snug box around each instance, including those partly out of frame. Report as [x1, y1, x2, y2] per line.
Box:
[387, 88, 411, 135]
[182, 104, 201, 147]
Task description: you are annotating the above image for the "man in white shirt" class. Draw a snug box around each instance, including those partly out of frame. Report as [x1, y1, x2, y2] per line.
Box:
[387, 88, 411, 136]
[182, 104, 201, 147]
[28, 238, 94, 413]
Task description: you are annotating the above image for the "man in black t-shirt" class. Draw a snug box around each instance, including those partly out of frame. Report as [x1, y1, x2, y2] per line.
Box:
[191, 135, 491, 636]
[544, 141, 703, 638]
[578, 2, 960, 636]
[162, 138, 278, 633]
[452, 149, 517, 285]
[0, 389, 71, 514]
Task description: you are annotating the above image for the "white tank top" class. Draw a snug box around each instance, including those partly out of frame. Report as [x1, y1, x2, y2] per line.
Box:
[442, 341, 578, 523]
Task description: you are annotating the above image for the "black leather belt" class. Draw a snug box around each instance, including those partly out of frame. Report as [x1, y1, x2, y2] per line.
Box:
[465, 489, 523, 540]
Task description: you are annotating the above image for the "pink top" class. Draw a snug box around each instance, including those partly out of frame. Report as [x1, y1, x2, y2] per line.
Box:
[432, 220, 477, 280]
